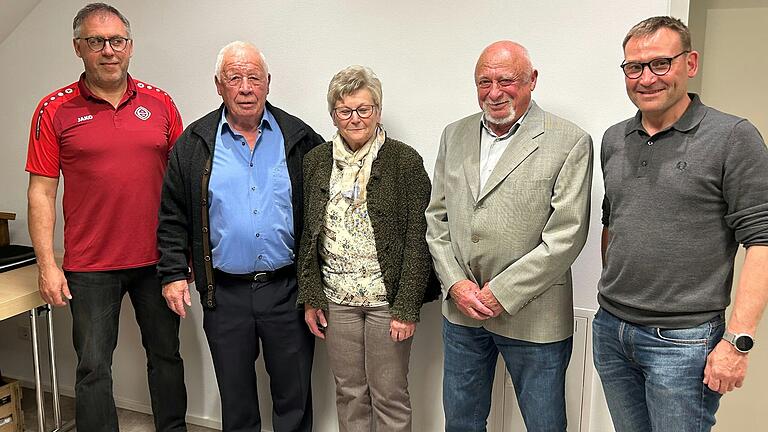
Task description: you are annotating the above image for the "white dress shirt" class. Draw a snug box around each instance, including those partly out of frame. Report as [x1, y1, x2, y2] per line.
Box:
[479, 109, 528, 191]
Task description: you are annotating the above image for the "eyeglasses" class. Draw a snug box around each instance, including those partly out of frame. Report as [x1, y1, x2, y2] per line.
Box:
[221, 75, 266, 88]
[620, 51, 689, 79]
[333, 105, 377, 120]
[75, 36, 131, 52]
[476, 78, 520, 89]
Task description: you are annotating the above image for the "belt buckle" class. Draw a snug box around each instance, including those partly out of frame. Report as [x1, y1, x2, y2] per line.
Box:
[253, 272, 268, 282]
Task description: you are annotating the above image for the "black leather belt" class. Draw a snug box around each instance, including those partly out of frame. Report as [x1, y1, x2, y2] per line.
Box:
[215, 265, 294, 283]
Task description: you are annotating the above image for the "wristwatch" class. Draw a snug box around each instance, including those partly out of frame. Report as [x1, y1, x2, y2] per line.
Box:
[722, 331, 755, 353]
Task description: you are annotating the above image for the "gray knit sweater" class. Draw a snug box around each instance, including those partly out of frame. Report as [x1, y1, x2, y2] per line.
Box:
[599, 94, 768, 327]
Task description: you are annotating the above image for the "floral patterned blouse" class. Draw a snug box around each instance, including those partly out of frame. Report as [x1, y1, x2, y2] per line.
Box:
[319, 164, 388, 307]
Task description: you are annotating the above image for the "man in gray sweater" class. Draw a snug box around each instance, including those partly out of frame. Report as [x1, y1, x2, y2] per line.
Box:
[595, 16, 768, 432]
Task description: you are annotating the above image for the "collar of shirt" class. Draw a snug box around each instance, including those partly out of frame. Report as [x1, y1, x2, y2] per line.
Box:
[77, 72, 137, 105]
[480, 105, 530, 139]
[478, 105, 531, 191]
[625, 93, 706, 137]
[217, 106, 274, 142]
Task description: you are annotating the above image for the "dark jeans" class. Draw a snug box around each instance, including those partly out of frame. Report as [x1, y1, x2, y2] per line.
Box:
[442, 318, 572, 432]
[203, 270, 314, 432]
[67, 265, 187, 432]
[592, 308, 724, 432]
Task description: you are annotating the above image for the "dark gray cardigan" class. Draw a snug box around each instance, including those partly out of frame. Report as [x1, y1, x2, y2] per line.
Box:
[297, 138, 439, 322]
[157, 102, 324, 309]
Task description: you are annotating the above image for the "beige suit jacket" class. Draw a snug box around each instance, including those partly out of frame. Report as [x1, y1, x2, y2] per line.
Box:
[426, 101, 593, 342]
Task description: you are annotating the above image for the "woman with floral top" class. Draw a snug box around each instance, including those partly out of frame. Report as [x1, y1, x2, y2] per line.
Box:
[297, 65, 437, 432]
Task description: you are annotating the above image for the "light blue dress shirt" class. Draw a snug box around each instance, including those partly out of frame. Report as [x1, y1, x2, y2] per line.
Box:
[208, 107, 294, 273]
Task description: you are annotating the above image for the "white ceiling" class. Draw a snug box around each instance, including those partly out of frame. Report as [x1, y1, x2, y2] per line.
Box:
[0, 0, 42, 45]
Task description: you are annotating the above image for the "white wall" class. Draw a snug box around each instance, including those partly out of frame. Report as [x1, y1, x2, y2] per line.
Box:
[0, 0, 41, 44]
[693, 3, 768, 431]
[0, 1, 673, 430]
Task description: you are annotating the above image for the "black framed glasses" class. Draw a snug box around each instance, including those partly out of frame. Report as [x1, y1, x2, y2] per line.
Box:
[333, 105, 377, 120]
[75, 36, 132, 52]
[620, 51, 689, 79]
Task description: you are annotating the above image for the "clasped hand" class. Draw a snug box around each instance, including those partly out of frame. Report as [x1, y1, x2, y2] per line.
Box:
[449, 280, 504, 320]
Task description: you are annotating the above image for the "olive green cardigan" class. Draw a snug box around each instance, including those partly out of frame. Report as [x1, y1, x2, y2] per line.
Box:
[297, 138, 438, 322]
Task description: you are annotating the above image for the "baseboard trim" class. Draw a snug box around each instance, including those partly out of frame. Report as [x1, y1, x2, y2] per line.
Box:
[10, 376, 224, 430]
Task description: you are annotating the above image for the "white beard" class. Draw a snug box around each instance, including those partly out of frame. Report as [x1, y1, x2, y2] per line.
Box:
[482, 100, 518, 127]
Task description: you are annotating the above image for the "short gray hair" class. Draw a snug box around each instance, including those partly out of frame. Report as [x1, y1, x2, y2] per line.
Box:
[327, 65, 382, 114]
[512, 44, 534, 84]
[73, 3, 131, 38]
[623, 16, 691, 51]
[214, 41, 269, 81]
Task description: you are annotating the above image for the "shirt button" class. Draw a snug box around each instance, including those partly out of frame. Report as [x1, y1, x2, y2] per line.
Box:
[202, 227, 208, 233]
[255, 233, 260, 238]
[253, 209, 258, 214]
[251, 187, 256, 191]
[641, 161, 648, 167]
[471, 234, 480, 243]
[204, 255, 211, 261]
[250, 163, 253, 167]
[647, 140, 653, 146]
[257, 255, 263, 260]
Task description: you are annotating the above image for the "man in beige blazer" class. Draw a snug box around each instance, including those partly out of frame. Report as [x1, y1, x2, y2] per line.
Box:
[426, 40, 592, 432]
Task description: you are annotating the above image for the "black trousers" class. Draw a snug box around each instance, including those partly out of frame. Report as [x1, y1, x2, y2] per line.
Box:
[203, 270, 314, 432]
[67, 265, 187, 432]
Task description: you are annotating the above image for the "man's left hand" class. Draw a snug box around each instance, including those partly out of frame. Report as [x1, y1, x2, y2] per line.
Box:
[703, 339, 749, 394]
[478, 283, 504, 317]
[163, 280, 192, 318]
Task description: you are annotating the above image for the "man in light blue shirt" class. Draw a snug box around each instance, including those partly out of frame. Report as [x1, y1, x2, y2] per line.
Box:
[157, 41, 324, 432]
[209, 106, 295, 273]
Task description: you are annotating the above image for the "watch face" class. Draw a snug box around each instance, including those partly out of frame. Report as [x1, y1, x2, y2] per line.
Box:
[735, 335, 754, 352]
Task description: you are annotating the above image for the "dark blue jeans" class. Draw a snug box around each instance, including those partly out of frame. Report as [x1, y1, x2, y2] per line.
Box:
[442, 318, 572, 432]
[592, 308, 724, 432]
[67, 265, 187, 432]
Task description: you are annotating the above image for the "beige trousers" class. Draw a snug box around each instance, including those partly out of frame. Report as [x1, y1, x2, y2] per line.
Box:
[326, 302, 413, 432]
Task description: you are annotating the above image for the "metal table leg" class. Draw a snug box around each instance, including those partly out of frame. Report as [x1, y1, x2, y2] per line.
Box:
[29, 306, 76, 432]
[46, 308, 75, 431]
[44, 306, 61, 429]
[29, 309, 46, 432]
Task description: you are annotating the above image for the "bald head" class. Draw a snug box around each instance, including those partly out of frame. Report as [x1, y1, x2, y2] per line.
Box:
[474, 40, 537, 136]
[475, 41, 533, 84]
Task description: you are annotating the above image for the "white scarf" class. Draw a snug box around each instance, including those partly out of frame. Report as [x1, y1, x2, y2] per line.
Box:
[331, 126, 386, 205]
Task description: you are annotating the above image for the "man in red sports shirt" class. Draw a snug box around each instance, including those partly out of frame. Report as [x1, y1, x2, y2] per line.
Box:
[25, 3, 187, 431]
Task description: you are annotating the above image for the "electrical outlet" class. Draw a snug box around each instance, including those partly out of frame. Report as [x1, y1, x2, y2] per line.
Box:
[17, 325, 31, 341]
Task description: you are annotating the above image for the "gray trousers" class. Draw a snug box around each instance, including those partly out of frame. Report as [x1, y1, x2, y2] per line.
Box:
[326, 302, 413, 432]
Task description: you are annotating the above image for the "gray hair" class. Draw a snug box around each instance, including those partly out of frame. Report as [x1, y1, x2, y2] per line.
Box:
[214, 41, 269, 81]
[327, 65, 383, 114]
[513, 44, 534, 83]
[73, 3, 131, 38]
[623, 16, 691, 51]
